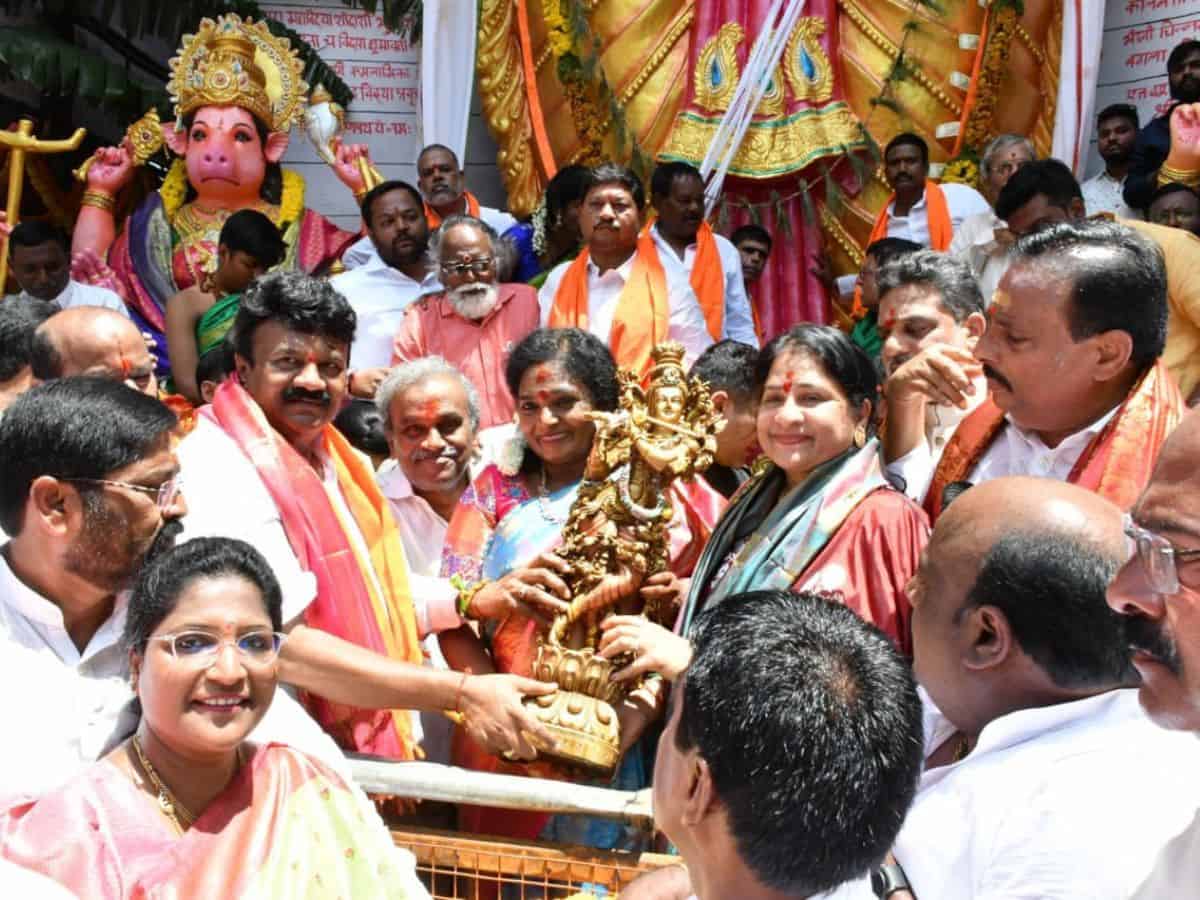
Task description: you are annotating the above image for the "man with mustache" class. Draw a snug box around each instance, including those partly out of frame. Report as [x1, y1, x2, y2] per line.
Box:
[876, 251, 988, 505]
[539, 164, 724, 373]
[1082, 103, 1139, 219]
[417, 144, 518, 234]
[997, 158, 1200, 406]
[1124, 39, 1200, 212]
[1108, 409, 1200, 896]
[330, 180, 440, 394]
[176, 270, 558, 764]
[0, 377, 348, 796]
[391, 215, 539, 429]
[645, 162, 759, 349]
[922, 219, 1184, 523]
[825, 477, 1200, 900]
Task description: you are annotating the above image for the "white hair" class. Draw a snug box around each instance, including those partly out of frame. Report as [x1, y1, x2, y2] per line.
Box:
[426, 214, 499, 266]
[375, 356, 481, 432]
[980, 134, 1037, 181]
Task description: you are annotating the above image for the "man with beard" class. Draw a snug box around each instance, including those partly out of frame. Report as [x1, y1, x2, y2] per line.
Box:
[539, 164, 721, 373]
[391, 215, 539, 428]
[1082, 104, 1139, 219]
[31, 306, 158, 397]
[0, 377, 347, 796]
[824, 477, 1200, 900]
[330, 180, 440, 393]
[1148, 182, 1200, 235]
[1124, 39, 1200, 212]
[645, 162, 759, 349]
[1108, 410, 1200, 896]
[922, 219, 1184, 522]
[997, 159, 1200, 405]
[876, 251, 987, 505]
[177, 270, 556, 764]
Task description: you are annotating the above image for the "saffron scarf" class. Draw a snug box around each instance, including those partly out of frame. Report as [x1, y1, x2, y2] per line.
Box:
[924, 359, 1184, 521]
[425, 190, 481, 229]
[851, 181, 954, 318]
[204, 380, 423, 759]
[0, 744, 424, 898]
[680, 440, 890, 635]
[644, 221, 725, 340]
[547, 231, 670, 376]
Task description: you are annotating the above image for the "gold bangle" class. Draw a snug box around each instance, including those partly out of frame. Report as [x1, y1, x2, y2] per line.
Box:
[1158, 163, 1200, 188]
[81, 189, 115, 212]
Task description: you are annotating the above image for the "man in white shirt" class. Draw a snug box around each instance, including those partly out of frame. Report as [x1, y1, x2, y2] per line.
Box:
[374, 358, 568, 762]
[7, 221, 128, 316]
[330, 180, 440, 389]
[651, 591, 922, 900]
[30, 306, 158, 396]
[948, 134, 1034, 303]
[538, 164, 716, 367]
[177, 270, 557, 763]
[875, 133, 990, 248]
[341, 144, 518, 270]
[0, 377, 347, 798]
[646, 162, 759, 348]
[920, 219, 1180, 522]
[1108, 410, 1200, 897]
[834, 477, 1200, 900]
[1081, 103, 1140, 219]
[877, 252, 987, 505]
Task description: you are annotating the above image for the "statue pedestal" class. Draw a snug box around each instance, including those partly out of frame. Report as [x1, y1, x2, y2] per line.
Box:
[527, 643, 626, 776]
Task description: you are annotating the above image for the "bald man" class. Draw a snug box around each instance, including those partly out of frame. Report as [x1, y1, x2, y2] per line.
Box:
[829, 477, 1200, 900]
[30, 307, 157, 396]
[1110, 409, 1200, 895]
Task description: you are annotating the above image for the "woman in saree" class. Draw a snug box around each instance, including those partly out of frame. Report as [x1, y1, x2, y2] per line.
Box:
[0, 537, 427, 900]
[163, 210, 285, 402]
[440, 327, 723, 849]
[600, 324, 929, 683]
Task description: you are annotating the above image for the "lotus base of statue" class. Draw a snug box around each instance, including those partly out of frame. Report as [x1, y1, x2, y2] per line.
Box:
[528, 643, 625, 776]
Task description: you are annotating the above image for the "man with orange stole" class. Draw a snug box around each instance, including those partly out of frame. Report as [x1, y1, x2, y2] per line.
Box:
[538, 164, 721, 375]
[921, 220, 1183, 522]
[176, 270, 559, 763]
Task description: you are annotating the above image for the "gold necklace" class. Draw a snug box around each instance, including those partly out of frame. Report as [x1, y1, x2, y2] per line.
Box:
[131, 736, 196, 834]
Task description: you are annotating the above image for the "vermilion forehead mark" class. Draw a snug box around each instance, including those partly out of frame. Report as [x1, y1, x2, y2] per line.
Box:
[534, 365, 552, 384]
[119, 355, 132, 377]
[781, 370, 794, 394]
[419, 399, 439, 423]
[305, 352, 318, 365]
[537, 389, 550, 405]
[881, 310, 897, 331]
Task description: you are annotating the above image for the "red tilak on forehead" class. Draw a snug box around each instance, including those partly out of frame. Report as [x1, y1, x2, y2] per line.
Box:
[534, 364, 552, 384]
[537, 389, 550, 405]
[419, 398, 439, 422]
[305, 351, 319, 365]
[119, 355, 132, 378]
[781, 370, 794, 393]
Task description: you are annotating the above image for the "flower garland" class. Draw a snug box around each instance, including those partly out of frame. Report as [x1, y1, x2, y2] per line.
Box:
[531, 201, 549, 256]
[158, 158, 306, 225]
[940, 157, 981, 190]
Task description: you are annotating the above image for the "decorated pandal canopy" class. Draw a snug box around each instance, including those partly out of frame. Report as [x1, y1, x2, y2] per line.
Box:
[475, 0, 1064, 335]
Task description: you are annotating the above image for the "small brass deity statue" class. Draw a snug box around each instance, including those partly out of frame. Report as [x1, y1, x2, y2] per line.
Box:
[528, 342, 722, 774]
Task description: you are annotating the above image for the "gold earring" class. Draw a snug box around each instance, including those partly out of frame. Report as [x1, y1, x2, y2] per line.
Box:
[853, 422, 868, 448]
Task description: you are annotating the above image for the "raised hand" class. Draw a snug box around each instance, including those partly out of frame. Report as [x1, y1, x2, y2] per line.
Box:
[85, 141, 135, 197]
[457, 673, 558, 760]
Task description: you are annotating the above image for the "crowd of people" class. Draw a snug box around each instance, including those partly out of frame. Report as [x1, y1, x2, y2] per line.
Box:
[4, 35, 1200, 900]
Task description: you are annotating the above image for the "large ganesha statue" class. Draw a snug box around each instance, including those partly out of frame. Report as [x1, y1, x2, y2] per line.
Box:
[73, 14, 372, 371]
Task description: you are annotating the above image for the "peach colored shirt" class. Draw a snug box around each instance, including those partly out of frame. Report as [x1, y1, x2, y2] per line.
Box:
[391, 283, 540, 429]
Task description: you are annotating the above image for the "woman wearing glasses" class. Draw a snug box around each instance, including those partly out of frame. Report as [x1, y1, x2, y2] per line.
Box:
[0, 537, 428, 899]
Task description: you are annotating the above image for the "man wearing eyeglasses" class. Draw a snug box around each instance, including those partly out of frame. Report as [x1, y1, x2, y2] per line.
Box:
[1108, 410, 1200, 896]
[391, 215, 539, 429]
[29, 306, 158, 397]
[330, 179, 440, 397]
[0, 377, 349, 797]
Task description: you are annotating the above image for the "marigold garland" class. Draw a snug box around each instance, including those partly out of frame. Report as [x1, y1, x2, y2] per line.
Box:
[158, 158, 306, 226]
[940, 158, 980, 190]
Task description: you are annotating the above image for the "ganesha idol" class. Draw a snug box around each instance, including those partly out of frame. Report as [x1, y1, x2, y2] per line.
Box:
[72, 14, 373, 373]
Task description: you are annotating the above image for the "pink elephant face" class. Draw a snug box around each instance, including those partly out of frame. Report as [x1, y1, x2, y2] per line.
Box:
[164, 105, 289, 209]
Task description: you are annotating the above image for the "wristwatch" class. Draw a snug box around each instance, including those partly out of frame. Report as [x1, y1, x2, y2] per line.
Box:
[870, 861, 911, 898]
